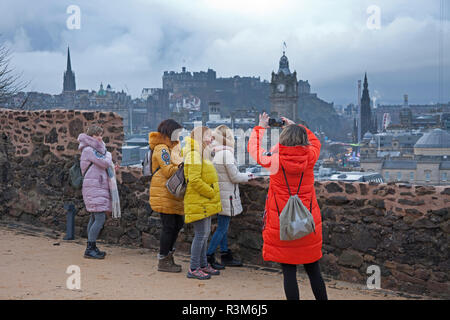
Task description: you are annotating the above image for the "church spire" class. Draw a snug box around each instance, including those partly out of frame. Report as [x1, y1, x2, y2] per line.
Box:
[363, 72, 368, 89]
[362, 72, 370, 100]
[63, 46, 76, 93]
[67, 46, 72, 72]
[360, 72, 373, 135]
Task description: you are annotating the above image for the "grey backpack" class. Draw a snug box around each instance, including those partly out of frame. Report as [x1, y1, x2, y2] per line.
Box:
[166, 163, 186, 199]
[275, 166, 315, 241]
[142, 149, 152, 177]
[69, 160, 93, 190]
[142, 148, 160, 178]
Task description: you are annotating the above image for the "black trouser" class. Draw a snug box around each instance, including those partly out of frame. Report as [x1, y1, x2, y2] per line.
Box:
[159, 212, 184, 257]
[280, 261, 328, 300]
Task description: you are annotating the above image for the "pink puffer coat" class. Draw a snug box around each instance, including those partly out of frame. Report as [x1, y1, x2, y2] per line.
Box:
[78, 133, 112, 213]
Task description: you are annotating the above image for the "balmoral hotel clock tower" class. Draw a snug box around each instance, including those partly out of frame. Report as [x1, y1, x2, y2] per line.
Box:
[270, 51, 299, 122]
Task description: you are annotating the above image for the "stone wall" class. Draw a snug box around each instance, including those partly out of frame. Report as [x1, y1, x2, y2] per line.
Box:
[314, 180, 449, 298]
[0, 108, 123, 160]
[0, 108, 449, 299]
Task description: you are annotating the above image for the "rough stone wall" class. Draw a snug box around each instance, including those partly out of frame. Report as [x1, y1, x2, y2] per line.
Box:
[0, 108, 123, 160]
[0, 109, 449, 299]
[314, 180, 449, 298]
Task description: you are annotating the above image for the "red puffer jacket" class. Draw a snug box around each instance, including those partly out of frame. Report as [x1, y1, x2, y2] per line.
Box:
[248, 125, 322, 265]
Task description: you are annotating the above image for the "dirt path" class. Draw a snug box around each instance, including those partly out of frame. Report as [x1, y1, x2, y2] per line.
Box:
[0, 223, 430, 300]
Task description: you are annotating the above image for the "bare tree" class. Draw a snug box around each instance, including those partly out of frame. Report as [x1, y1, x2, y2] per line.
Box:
[0, 39, 28, 102]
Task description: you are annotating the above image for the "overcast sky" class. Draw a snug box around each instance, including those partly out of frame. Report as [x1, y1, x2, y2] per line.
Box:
[1, 0, 449, 106]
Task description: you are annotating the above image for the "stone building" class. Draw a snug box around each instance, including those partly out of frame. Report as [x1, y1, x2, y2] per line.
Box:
[268, 51, 338, 137]
[145, 88, 170, 131]
[361, 128, 450, 185]
[375, 101, 450, 130]
[360, 131, 423, 159]
[270, 51, 298, 121]
[62, 47, 76, 93]
[162, 66, 270, 113]
[360, 73, 377, 136]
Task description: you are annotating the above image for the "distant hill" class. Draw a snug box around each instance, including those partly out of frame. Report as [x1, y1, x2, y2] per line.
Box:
[298, 94, 351, 141]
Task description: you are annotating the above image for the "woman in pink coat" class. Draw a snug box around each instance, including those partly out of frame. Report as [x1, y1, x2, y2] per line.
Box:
[78, 125, 113, 259]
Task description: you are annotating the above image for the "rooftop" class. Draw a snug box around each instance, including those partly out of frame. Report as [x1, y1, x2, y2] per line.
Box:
[415, 129, 450, 149]
[383, 160, 417, 170]
[440, 162, 450, 170]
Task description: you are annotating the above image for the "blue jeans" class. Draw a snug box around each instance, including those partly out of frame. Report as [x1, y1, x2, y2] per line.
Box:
[190, 216, 212, 270]
[207, 215, 230, 256]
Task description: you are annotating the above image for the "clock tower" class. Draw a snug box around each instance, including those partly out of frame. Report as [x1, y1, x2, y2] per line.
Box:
[270, 51, 298, 121]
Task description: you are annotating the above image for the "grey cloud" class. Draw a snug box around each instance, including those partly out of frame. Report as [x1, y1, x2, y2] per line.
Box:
[1, 0, 448, 105]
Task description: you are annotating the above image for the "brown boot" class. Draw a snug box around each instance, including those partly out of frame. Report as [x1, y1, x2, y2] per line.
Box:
[158, 254, 182, 273]
[168, 251, 182, 270]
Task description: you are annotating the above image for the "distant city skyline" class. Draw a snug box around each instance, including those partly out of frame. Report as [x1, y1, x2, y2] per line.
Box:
[1, 0, 449, 105]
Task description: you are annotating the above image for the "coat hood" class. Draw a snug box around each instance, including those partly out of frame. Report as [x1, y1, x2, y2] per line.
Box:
[149, 132, 178, 151]
[277, 144, 310, 175]
[77, 133, 106, 153]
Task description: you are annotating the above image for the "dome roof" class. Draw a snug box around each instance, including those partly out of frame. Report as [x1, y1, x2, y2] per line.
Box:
[97, 83, 106, 96]
[363, 132, 373, 140]
[278, 52, 291, 75]
[414, 128, 450, 149]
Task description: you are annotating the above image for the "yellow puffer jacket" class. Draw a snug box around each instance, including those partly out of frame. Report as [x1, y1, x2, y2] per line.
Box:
[149, 132, 184, 215]
[182, 137, 222, 223]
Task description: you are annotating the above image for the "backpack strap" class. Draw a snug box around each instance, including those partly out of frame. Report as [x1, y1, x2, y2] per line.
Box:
[82, 162, 93, 177]
[152, 166, 160, 176]
[82, 146, 106, 177]
[296, 172, 304, 195]
[281, 166, 304, 196]
[280, 166, 292, 196]
[275, 167, 305, 216]
[273, 190, 281, 216]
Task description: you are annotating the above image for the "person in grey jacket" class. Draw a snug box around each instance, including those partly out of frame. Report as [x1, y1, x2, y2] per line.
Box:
[206, 125, 254, 269]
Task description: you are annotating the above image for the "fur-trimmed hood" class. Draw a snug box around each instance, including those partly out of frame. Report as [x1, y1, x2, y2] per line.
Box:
[149, 132, 178, 151]
[78, 133, 106, 154]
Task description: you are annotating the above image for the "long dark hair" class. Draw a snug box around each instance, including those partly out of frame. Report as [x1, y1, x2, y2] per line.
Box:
[157, 119, 182, 139]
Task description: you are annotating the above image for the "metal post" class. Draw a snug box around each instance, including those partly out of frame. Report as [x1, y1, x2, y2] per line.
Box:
[63, 202, 77, 240]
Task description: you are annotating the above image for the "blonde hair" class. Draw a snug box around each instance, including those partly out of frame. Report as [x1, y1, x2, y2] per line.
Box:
[86, 125, 103, 137]
[279, 125, 310, 147]
[213, 125, 234, 148]
[190, 126, 212, 154]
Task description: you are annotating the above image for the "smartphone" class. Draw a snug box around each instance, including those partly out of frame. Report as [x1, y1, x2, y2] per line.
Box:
[268, 118, 285, 127]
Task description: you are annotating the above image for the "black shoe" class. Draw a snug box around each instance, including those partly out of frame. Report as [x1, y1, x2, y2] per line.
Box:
[93, 242, 106, 257]
[84, 241, 105, 259]
[221, 250, 242, 267]
[207, 254, 225, 270]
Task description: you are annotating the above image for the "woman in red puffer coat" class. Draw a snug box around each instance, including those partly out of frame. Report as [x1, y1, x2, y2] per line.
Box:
[248, 112, 328, 300]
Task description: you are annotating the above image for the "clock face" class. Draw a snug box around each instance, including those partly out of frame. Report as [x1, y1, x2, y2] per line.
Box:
[277, 83, 285, 92]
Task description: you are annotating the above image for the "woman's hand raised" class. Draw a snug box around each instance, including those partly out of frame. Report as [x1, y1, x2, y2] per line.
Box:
[258, 112, 270, 129]
[281, 116, 295, 127]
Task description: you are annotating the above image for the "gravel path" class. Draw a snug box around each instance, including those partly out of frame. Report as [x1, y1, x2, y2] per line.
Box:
[0, 222, 430, 300]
